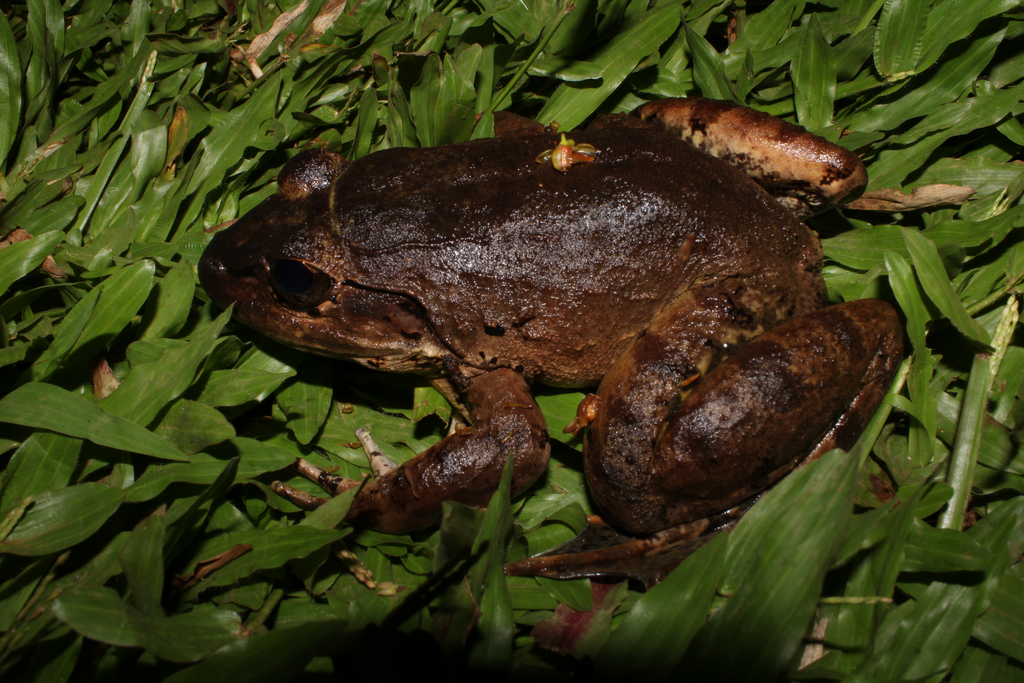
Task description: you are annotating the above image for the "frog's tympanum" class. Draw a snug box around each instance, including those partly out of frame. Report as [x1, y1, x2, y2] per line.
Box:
[200, 98, 903, 585]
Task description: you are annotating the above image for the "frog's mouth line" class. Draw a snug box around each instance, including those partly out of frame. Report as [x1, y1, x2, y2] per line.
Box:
[224, 256, 464, 369]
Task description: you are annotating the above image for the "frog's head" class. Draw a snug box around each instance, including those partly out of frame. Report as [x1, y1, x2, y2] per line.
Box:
[199, 150, 446, 372]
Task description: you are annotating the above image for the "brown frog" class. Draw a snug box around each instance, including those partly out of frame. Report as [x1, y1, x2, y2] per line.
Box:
[199, 98, 902, 571]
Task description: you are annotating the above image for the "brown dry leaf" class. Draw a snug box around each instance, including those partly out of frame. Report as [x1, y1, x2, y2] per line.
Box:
[92, 357, 120, 399]
[39, 256, 67, 279]
[171, 544, 253, 591]
[242, 0, 310, 77]
[0, 227, 31, 248]
[847, 184, 976, 211]
[308, 0, 349, 39]
[799, 614, 830, 669]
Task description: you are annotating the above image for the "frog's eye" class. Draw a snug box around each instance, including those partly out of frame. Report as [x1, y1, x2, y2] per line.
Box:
[269, 259, 334, 308]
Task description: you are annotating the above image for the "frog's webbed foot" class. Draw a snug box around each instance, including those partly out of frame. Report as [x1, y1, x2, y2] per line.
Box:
[506, 503, 751, 590]
[586, 297, 903, 537]
[276, 368, 551, 533]
[635, 97, 868, 218]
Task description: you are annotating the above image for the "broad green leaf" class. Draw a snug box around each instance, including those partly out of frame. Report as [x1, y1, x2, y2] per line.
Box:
[791, 14, 836, 131]
[873, 0, 928, 80]
[851, 22, 1005, 133]
[0, 12, 20, 168]
[69, 49, 157, 247]
[199, 369, 295, 408]
[885, 250, 929, 351]
[165, 73, 282, 242]
[0, 433, 80, 516]
[868, 80, 1024, 190]
[162, 457, 240, 565]
[467, 451, 515, 668]
[0, 383, 187, 461]
[725, 0, 797, 62]
[411, 383, 452, 424]
[138, 260, 195, 341]
[903, 229, 990, 347]
[687, 449, 857, 682]
[536, 576, 592, 612]
[537, 5, 682, 129]
[901, 518, 995, 573]
[23, 259, 155, 382]
[276, 356, 332, 445]
[856, 498, 1023, 679]
[100, 308, 232, 425]
[598, 532, 726, 678]
[52, 587, 242, 663]
[534, 389, 587, 445]
[177, 525, 346, 591]
[686, 21, 740, 103]
[824, 492, 918, 672]
[949, 642, 1024, 683]
[972, 572, 1024, 662]
[162, 621, 350, 683]
[299, 483, 359, 531]
[351, 87, 378, 159]
[119, 511, 166, 615]
[917, 0, 1018, 73]
[124, 438, 294, 502]
[0, 483, 123, 556]
[528, 57, 603, 82]
[152, 399, 235, 455]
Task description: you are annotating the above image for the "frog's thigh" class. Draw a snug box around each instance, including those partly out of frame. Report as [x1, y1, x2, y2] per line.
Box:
[586, 299, 902, 536]
[346, 368, 550, 534]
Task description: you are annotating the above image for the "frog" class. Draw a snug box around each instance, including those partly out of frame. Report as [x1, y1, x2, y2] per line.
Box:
[198, 98, 903, 578]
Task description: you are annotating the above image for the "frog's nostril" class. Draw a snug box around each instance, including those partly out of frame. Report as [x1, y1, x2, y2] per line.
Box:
[198, 254, 226, 278]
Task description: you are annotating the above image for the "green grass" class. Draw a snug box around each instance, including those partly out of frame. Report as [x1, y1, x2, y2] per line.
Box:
[2, 0, 1024, 679]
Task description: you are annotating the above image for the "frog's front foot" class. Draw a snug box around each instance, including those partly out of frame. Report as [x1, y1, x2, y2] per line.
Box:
[275, 368, 551, 533]
[270, 427, 398, 509]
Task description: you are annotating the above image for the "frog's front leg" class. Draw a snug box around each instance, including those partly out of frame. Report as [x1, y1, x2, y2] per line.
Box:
[275, 368, 550, 533]
[586, 297, 902, 536]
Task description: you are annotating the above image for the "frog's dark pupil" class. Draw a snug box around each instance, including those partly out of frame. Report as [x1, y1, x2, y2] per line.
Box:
[273, 259, 314, 296]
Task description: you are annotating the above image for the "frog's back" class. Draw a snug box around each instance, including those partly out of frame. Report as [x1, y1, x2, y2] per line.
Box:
[335, 127, 824, 385]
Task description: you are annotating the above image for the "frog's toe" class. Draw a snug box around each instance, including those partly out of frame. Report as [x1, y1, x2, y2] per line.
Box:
[272, 457, 362, 509]
[505, 504, 749, 589]
[355, 427, 398, 477]
[270, 481, 328, 510]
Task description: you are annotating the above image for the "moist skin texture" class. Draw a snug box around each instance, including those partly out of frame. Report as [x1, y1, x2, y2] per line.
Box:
[199, 98, 902, 538]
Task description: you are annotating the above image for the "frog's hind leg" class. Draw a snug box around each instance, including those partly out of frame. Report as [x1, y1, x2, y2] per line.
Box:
[585, 297, 902, 537]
